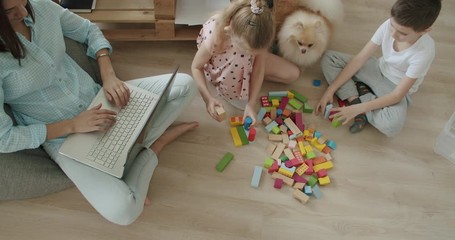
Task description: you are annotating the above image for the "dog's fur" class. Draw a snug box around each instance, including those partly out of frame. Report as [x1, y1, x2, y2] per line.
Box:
[277, 0, 344, 68]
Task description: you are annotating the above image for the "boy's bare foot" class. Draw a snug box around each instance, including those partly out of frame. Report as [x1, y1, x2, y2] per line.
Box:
[150, 121, 199, 155]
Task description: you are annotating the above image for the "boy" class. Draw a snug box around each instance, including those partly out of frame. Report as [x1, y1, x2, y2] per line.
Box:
[315, 0, 442, 137]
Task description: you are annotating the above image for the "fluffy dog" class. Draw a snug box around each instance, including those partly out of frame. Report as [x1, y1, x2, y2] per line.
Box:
[277, 0, 344, 68]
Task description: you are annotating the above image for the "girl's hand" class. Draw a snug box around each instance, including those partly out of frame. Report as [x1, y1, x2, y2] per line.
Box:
[331, 104, 362, 125]
[206, 97, 225, 122]
[315, 91, 334, 116]
[102, 76, 130, 108]
[243, 103, 257, 126]
[71, 104, 117, 133]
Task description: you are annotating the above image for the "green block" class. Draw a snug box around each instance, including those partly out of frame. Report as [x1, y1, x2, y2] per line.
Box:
[306, 151, 316, 159]
[264, 157, 274, 168]
[268, 96, 282, 102]
[216, 152, 234, 172]
[271, 126, 281, 134]
[280, 155, 289, 161]
[332, 118, 342, 128]
[308, 175, 318, 187]
[302, 102, 313, 113]
[288, 98, 303, 110]
[236, 126, 249, 145]
[290, 90, 308, 103]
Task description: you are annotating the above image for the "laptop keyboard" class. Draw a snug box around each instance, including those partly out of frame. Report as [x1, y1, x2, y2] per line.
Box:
[86, 90, 156, 169]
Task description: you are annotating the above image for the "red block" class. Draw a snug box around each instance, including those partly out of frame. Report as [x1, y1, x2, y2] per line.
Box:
[304, 160, 314, 175]
[317, 169, 328, 178]
[268, 161, 279, 173]
[292, 174, 307, 183]
[248, 127, 256, 142]
[274, 178, 284, 189]
[285, 160, 294, 168]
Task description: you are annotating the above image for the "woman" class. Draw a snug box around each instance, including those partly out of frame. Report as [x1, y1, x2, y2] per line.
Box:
[0, 0, 198, 225]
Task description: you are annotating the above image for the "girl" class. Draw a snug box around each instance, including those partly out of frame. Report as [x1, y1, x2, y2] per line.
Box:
[1, 0, 198, 225]
[191, 0, 300, 124]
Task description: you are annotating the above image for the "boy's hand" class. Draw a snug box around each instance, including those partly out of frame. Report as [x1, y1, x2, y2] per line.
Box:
[315, 91, 334, 116]
[331, 104, 363, 125]
[206, 97, 224, 122]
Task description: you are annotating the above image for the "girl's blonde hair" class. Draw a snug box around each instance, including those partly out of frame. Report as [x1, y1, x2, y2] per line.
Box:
[213, 0, 274, 52]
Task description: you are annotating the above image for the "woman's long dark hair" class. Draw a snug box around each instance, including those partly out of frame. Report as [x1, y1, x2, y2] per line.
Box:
[0, 0, 35, 61]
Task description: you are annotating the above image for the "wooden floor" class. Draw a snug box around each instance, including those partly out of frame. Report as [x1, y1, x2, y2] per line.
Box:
[1, 1, 454, 239]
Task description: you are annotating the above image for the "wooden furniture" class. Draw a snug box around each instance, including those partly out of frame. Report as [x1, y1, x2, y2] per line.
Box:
[75, 0, 201, 41]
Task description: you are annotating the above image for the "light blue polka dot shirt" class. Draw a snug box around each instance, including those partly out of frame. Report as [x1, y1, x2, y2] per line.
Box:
[0, 0, 112, 153]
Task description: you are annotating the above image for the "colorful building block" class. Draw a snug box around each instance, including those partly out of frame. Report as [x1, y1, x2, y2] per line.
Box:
[318, 176, 331, 186]
[274, 178, 284, 189]
[215, 106, 226, 121]
[293, 189, 309, 204]
[248, 127, 256, 142]
[216, 152, 234, 172]
[230, 127, 242, 147]
[251, 166, 263, 188]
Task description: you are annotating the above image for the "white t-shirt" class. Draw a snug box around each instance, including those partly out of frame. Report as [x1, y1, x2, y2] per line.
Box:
[371, 19, 435, 94]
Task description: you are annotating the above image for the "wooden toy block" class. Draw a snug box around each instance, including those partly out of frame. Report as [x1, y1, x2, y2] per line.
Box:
[293, 189, 309, 204]
[288, 140, 297, 149]
[290, 158, 301, 167]
[284, 160, 294, 168]
[284, 118, 302, 135]
[269, 134, 283, 142]
[280, 155, 289, 161]
[257, 107, 267, 122]
[264, 157, 274, 169]
[277, 108, 283, 117]
[312, 185, 322, 199]
[332, 117, 342, 128]
[304, 160, 314, 175]
[293, 150, 304, 163]
[230, 127, 242, 147]
[292, 174, 307, 183]
[316, 169, 328, 178]
[279, 124, 288, 133]
[243, 116, 253, 130]
[313, 160, 334, 172]
[282, 109, 292, 118]
[287, 91, 294, 99]
[271, 172, 294, 186]
[294, 111, 304, 131]
[303, 185, 312, 195]
[288, 98, 303, 110]
[216, 152, 234, 172]
[268, 96, 281, 102]
[318, 136, 327, 144]
[262, 116, 272, 126]
[337, 97, 348, 107]
[302, 102, 313, 113]
[266, 143, 277, 155]
[236, 126, 249, 146]
[260, 95, 271, 107]
[279, 162, 296, 174]
[282, 133, 290, 145]
[283, 148, 295, 161]
[314, 131, 322, 139]
[325, 153, 333, 161]
[248, 127, 256, 142]
[230, 116, 243, 126]
[268, 160, 279, 173]
[270, 107, 277, 119]
[310, 138, 326, 152]
[278, 97, 289, 111]
[278, 167, 294, 178]
[251, 166, 263, 188]
[274, 178, 284, 189]
[275, 117, 284, 125]
[318, 176, 331, 186]
[312, 156, 327, 165]
[303, 129, 310, 137]
[322, 146, 332, 154]
[269, 91, 288, 97]
[295, 163, 309, 175]
[306, 151, 316, 159]
[293, 182, 305, 190]
[265, 121, 279, 132]
[326, 140, 337, 150]
[298, 141, 306, 155]
[214, 106, 226, 121]
[290, 89, 308, 103]
[272, 99, 279, 107]
[271, 126, 281, 134]
[271, 143, 286, 160]
[307, 175, 318, 187]
[324, 104, 333, 119]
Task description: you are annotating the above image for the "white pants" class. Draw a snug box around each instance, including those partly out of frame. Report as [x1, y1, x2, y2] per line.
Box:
[43, 73, 196, 225]
[321, 50, 410, 137]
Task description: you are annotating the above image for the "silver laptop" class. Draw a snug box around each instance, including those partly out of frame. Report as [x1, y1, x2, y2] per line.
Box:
[59, 66, 179, 178]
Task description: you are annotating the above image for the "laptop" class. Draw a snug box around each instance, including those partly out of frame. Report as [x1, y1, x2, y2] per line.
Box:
[59, 66, 180, 178]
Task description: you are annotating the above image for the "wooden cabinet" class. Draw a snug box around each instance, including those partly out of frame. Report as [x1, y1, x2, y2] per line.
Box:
[76, 0, 201, 41]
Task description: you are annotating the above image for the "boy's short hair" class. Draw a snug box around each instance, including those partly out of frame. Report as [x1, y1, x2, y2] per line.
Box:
[391, 0, 441, 32]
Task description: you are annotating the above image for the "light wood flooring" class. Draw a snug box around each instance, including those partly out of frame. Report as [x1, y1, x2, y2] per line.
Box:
[1, 0, 454, 239]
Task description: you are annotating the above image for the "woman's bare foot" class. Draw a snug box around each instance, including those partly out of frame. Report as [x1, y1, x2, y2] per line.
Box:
[150, 121, 199, 155]
[144, 196, 152, 206]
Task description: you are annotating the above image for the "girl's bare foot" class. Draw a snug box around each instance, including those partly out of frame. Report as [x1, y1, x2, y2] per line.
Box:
[150, 121, 199, 155]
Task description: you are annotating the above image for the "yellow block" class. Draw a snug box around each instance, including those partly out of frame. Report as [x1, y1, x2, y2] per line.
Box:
[287, 91, 294, 99]
[298, 141, 306, 155]
[230, 127, 242, 147]
[314, 160, 334, 172]
[318, 176, 331, 186]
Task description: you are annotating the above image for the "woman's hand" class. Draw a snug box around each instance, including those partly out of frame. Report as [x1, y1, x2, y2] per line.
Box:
[102, 76, 130, 108]
[206, 97, 225, 122]
[315, 90, 334, 116]
[70, 104, 117, 133]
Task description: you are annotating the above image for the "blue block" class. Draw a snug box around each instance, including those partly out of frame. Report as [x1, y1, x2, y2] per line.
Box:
[314, 131, 322, 138]
[324, 104, 333, 119]
[312, 185, 322, 199]
[257, 108, 267, 122]
[243, 116, 252, 130]
[304, 185, 312, 195]
[313, 79, 321, 87]
[251, 166, 263, 188]
[326, 140, 337, 150]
